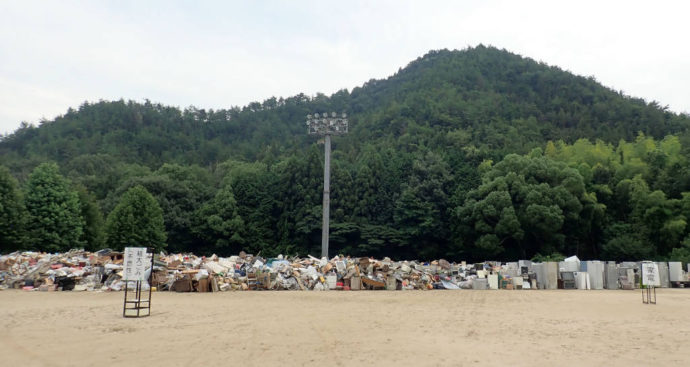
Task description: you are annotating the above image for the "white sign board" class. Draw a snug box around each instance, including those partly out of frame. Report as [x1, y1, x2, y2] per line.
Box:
[642, 262, 660, 287]
[123, 247, 147, 281]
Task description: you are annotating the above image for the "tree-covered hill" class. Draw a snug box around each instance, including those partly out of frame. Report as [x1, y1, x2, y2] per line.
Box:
[349, 47, 689, 158]
[3, 45, 687, 174]
[2, 45, 690, 262]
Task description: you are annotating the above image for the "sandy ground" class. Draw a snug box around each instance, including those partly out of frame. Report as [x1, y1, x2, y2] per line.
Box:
[1, 289, 689, 367]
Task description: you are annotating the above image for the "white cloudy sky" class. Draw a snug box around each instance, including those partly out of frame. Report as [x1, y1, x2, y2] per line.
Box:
[1, 0, 688, 135]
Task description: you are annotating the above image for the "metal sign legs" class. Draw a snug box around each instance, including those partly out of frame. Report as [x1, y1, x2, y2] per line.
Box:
[123, 248, 155, 317]
[642, 286, 656, 305]
[123, 280, 152, 317]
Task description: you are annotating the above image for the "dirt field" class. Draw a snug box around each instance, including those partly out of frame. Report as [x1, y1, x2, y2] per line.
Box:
[1, 289, 688, 367]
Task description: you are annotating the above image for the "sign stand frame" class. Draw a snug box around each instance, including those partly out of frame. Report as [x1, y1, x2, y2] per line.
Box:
[641, 261, 659, 305]
[642, 285, 656, 304]
[123, 247, 155, 318]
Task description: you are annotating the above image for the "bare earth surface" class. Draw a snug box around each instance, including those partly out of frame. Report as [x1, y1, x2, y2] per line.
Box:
[1, 289, 689, 367]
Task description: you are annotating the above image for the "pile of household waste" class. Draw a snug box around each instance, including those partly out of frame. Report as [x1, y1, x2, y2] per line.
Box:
[1, 250, 689, 292]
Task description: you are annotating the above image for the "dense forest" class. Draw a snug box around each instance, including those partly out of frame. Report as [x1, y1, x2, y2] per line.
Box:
[2, 45, 690, 263]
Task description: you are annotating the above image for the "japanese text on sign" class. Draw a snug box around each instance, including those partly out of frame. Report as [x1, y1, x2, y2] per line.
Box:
[123, 247, 147, 281]
[641, 262, 660, 287]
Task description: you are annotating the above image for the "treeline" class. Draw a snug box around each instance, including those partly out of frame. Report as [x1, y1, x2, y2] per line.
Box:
[2, 135, 690, 264]
[2, 46, 690, 262]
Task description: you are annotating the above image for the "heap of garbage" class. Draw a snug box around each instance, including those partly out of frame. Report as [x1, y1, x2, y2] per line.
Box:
[1, 250, 688, 292]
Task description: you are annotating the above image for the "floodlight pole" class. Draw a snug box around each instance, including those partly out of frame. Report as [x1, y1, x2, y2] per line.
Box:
[322, 134, 331, 260]
[306, 112, 348, 259]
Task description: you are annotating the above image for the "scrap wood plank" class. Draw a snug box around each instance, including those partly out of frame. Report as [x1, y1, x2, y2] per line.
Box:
[293, 271, 306, 290]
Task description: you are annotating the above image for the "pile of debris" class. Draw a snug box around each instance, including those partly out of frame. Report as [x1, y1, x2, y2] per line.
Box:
[0, 249, 125, 291]
[161, 253, 468, 292]
[1, 250, 689, 292]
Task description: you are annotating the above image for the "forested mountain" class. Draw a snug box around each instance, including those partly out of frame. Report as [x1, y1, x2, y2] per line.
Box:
[2, 45, 690, 263]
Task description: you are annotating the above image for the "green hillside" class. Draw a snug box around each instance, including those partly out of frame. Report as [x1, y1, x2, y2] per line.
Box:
[2, 45, 690, 263]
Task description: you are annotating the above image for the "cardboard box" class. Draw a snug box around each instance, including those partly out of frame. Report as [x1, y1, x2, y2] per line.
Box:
[197, 278, 209, 292]
[257, 273, 271, 289]
[172, 279, 192, 292]
[362, 277, 385, 290]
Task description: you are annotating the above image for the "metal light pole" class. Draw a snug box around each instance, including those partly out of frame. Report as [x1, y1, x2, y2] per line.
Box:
[306, 112, 348, 259]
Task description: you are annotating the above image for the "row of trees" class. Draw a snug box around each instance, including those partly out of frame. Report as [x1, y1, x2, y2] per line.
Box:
[454, 135, 690, 264]
[3, 134, 690, 264]
[0, 163, 166, 253]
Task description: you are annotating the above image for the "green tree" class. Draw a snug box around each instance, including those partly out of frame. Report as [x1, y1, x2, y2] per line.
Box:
[394, 151, 453, 259]
[105, 185, 166, 251]
[273, 149, 324, 256]
[454, 154, 603, 260]
[105, 164, 213, 253]
[24, 163, 84, 252]
[216, 160, 276, 254]
[76, 185, 105, 250]
[0, 166, 27, 252]
[601, 222, 653, 260]
[194, 184, 245, 255]
[669, 235, 690, 268]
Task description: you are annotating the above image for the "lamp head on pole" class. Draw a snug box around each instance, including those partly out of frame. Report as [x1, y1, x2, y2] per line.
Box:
[306, 112, 348, 136]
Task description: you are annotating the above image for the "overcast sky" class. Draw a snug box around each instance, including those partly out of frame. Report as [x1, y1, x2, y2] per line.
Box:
[1, 0, 688, 135]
